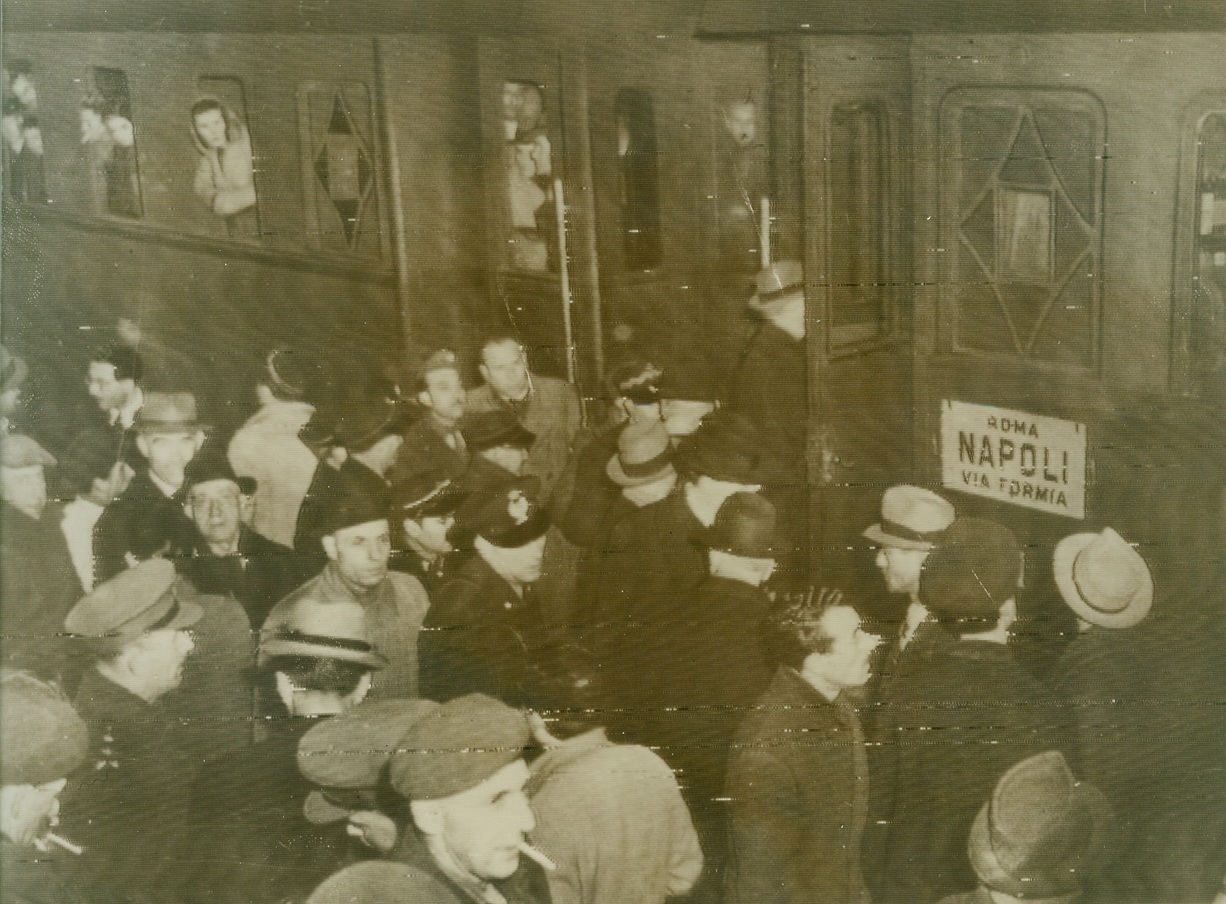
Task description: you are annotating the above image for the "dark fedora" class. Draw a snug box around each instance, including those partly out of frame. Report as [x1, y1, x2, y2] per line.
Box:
[968, 750, 1114, 898]
[705, 492, 776, 559]
[461, 409, 535, 452]
[680, 411, 763, 485]
[334, 397, 405, 454]
[183, 444, 256, 496]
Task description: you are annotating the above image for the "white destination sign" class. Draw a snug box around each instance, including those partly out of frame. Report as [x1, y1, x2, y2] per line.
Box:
[940, 400, 1087, 519]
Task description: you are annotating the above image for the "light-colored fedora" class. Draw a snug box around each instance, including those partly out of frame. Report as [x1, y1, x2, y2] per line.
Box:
[1053, 527, 1153, 629]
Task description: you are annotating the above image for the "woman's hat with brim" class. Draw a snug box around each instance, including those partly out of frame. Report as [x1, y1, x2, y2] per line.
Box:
[1053, 527, 1153, 629]
[969, 750, 1115, 898]
[607, 420, 675, 487]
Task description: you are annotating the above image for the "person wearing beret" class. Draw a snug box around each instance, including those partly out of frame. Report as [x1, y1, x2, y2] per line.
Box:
[381, 694, 552, 904]
[390, 470, 470, 594]
[457, 407, 537, 494]
[1, 670, 91, 904]
[54, 429, 133, 594]
[554, 358, 663, 549]
[526, 652, 703, 904]
[660, 493, 780, 879]
[177, 444, 312, 628]
[228, 347, 319, 548]
[389, 349, 470, 487]
[58, 559, 204, 904]
[420, 480, 554, 707]
[266, 473, 429, 701]
[726, 261, 808, 577]
[293, 393, 405, 565]
[880, 518, 1060, 904]
[586, 411, 763, 744]
[0, 434, 85, 686]
[935, 751, 1115, 904]
[178, 596, 388, 904]
[1049, 527, 1157, 899]
[724, 592, 881, 904]
[92, 391, 206, 584]
[467, 334, 582, 502]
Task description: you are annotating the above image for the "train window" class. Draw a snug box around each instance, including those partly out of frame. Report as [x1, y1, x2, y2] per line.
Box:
[942, 91, 1105, 369]
[828, 102, 891, 345]
[1190, 111, 1226, 396]
[192, 76, 260, 239]
[298, 81, 381, 256]
[502, 80, 558, 273]
[2, 59, 47, 205]
[615, 89, 662, 271]
[82, 67, 143, 219]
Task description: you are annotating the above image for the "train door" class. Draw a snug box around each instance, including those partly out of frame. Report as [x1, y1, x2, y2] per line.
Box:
[475, 39, 598, 387]
[797, 35, 916, 592]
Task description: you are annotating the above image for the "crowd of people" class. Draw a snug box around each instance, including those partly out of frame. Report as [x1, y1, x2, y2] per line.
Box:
[1, 261, 1225, 904]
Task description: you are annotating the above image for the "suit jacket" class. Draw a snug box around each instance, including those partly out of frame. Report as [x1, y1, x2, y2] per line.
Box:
[466, 375, 582, 500]
[0, 502, 84, 685]
[390, 412, 469, 485]
[419, 554, 549, 707]
[727, 321, 807, 485]
[725, 667, 871, 904]
[880, 639, 1060, 904]
[228, 399, 317, 547]
[92, 471, 196, 584]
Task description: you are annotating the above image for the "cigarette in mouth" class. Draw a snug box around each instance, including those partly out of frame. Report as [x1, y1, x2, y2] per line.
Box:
[45, 833, 83, 855]
[517, 841, 556, 871]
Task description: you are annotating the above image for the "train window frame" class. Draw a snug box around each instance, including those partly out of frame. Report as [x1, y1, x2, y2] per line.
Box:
[824, 99, 900, 351]
[1172, 93, 1226, 400]
[613, 87, 664, 273]
[939, 87, 1106, 373]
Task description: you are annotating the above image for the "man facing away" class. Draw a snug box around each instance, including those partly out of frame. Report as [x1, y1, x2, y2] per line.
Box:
[724, 592, 882, 904]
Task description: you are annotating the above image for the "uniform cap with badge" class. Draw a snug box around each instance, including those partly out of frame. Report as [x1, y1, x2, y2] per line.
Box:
[0, 670, 89, 787]
[450, 477, 549, 549]
[460, 409, 535, 453]
[392, 471, 470, 522]
[298, 698, 439, 824]
[64, 558, 203, 656]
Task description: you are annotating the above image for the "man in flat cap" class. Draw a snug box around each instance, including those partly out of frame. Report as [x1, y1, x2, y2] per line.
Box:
[229, 347, 318, 547]
[92, 390, 205, 583]
[880, 518, 1059, 904]
[54, 429, 133, 593]
[861, 485, 958, 889]
[1, 670, 91, 903]
[420, 479, 553, 706]
[457, 407, 537, 494]
[588, 411, 763, 743]
[469, 334, 583, 500]
[390, 469, 470, 593]
[180, 596, 388, 904]
[0, 434, 84, 684]
[177, 444, 311, 628]
[725, 591, 881, 904]
[294, 393, 405, 563]
[267, 473, 429, 700]
[59, 559, 204, 904]
[383, 693, 552, 904]
[728, 260, 808, 576]
[391, 349, 470, 485]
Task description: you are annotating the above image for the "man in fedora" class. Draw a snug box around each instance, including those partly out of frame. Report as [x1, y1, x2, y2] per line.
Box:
[1050, 527, 1156, 897]
[59, 559, 204, 903]
[179, 596, 388, 904]
[457, 407, 537, 494]
[384, 693, 552, 904]
[1, 434, 84, 684]
[421, 480, 553, 707]
[725, 591, 882, 904]
[728, 260, 808, 576]
[266, 475, 428, 701]
[936, 751, 1114, 904]
[1, 670, 91, 904]
[861, 485, 957, 888]
[588, 410, 763, 742]
[881, 518, 1059, 904]
[390, 349, 470, 486]
[468, 333, 582, 501]
[177, 444, 310, 628]
[390, 470, 470, 593]
[663, 493, 782, 893]
[93, 390, 205, 583]
[228, 347, 319, 547]
[294, 393, 405, 564]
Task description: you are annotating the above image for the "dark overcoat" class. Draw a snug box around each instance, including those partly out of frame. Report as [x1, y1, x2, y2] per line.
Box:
[389, 413, 468, 486]
[92, 471, 196, 584]
[727, 321, 806, 486]
[724, 666, 871, 904]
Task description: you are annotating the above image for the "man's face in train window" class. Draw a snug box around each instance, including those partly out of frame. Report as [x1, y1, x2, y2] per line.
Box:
[193, 108, 227, 151]
[480, 341, 531, 401]
[723, 102, 756, 148]
[874, 545, 928, 597]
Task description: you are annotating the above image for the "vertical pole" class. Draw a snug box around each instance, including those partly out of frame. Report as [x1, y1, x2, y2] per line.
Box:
[373, 37, 415, 350]
[760, 195, 771, 268]
[554, 177, 577, 385]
